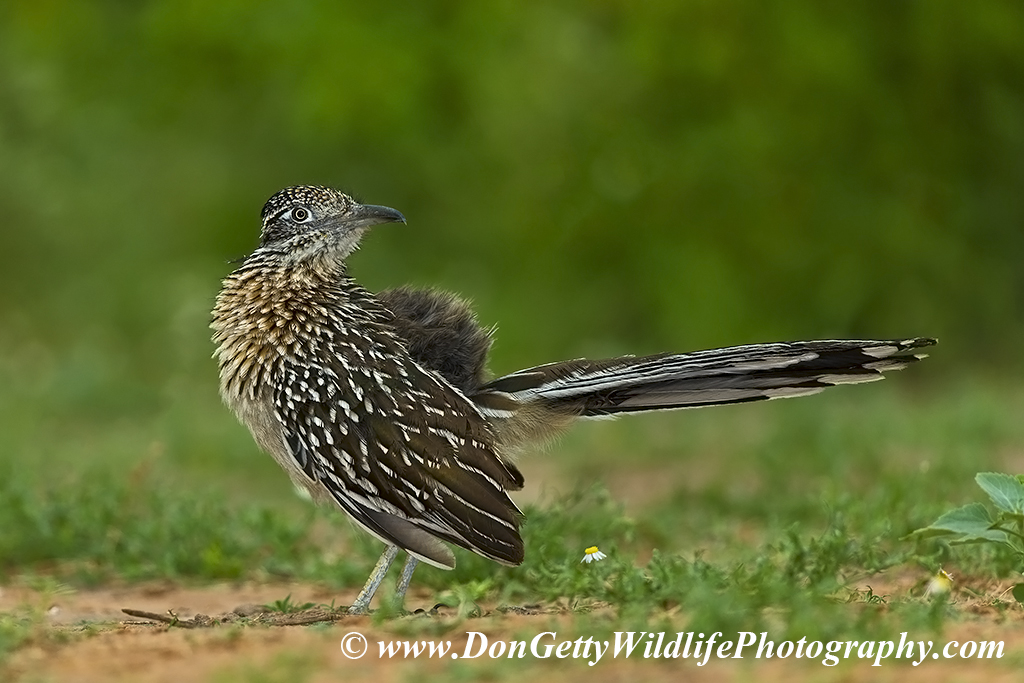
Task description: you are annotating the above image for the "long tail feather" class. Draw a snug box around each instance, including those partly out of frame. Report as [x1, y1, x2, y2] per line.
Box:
[478, 338, 935, 417]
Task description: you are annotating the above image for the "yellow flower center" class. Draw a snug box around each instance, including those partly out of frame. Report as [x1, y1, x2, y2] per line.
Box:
[585, 546, 599, 554]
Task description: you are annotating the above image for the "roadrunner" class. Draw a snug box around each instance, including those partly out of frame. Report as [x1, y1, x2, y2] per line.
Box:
[211, 185, 934, 613]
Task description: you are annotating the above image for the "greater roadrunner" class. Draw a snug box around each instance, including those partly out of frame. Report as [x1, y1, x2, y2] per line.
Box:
[211, 185, 934, 614]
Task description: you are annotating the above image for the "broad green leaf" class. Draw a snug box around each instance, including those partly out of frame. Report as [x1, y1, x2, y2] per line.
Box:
[976, 473, 1024, 514]
[913, 503, 1009, 544]
[1013, 583, 1024, 606]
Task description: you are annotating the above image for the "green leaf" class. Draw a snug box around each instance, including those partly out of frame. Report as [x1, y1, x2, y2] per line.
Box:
[994, 509, 1024, 528]
[912, 503, 1009, 544]
[1013, 583, 1024, 606]
[975, 473, 1024, 514]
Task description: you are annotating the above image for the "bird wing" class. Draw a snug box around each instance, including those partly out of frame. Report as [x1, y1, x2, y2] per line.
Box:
[272, 352, 524, 570]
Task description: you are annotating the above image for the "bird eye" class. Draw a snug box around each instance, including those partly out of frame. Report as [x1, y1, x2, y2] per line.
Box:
[290, 207, 311, 222]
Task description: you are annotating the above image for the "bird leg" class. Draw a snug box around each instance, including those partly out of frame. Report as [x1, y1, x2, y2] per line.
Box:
[393, 555, 421, 610]
[348, 544, 400, 615]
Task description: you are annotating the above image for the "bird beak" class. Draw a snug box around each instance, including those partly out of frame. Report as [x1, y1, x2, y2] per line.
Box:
[345, 203, 407, 230]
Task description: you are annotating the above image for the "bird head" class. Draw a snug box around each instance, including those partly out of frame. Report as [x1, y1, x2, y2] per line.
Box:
[257, 185, 406, 265]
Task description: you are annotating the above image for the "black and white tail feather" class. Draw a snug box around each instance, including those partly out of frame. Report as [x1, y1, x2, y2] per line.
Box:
[381, 287, 934, 448]
[477, 338, 934, 420]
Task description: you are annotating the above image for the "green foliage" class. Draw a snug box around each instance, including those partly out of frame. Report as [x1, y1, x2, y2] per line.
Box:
[262, 594, 316, 614]
[0, 611, 38, 664]
[913, 472, 1024, 603]
[922, 503, 1009, 544]
[914, 473, 1024, 550]
[211, 650, 322, 683]
[977, 473, 1024, 515]
[0, 467, 362, 585]
[0, 581, 75, 668]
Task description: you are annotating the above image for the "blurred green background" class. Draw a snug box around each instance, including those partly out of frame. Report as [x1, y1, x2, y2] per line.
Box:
[1, 1, 1022, 499]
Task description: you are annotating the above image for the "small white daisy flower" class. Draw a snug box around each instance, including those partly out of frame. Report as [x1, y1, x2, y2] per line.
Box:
[926, 568, 954, 596]
[581, 546, 607, 563]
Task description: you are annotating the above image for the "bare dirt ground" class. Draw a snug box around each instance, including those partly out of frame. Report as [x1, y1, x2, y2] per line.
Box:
[3, 575, 1023, 683]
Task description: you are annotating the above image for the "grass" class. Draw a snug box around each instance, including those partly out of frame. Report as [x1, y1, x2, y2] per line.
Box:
[211, 650, 324, 683]
[0, 578, 77, 665]
[2, 374, 1024, 672]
